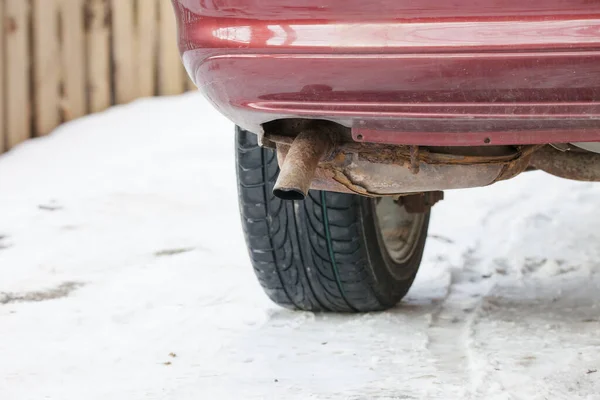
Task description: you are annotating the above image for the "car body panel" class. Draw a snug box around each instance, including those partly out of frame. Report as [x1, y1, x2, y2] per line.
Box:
[173, 0, 600, 145]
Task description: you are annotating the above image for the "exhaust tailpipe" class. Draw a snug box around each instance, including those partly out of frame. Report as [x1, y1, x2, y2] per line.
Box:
[273, 130, 333, 200]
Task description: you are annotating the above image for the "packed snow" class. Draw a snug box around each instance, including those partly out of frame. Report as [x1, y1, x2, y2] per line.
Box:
[1, 93, 600, 400]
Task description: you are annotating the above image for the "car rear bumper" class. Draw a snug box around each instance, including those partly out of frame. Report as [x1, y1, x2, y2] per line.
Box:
[173, 1, 600, 145]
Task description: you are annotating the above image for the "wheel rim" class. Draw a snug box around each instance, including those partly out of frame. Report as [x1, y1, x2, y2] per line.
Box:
[373, 197, 426, 273]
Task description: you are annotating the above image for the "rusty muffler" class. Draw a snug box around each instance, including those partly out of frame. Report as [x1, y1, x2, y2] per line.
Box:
[273, 130, 334, 200]
[269, 130, 538, 197]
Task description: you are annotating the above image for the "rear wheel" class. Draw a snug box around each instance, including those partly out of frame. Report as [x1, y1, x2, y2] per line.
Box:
[236, 127, 430, 312]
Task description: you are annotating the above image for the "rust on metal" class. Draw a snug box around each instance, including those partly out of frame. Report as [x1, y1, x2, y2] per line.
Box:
[400, 191, 445, 214]
[267, 134, 524, 166]
[495, 144, 542, 181]
[266, 132, 543, 198]
[530, 145, 600, 182]
[410, 145, 420, 174]
[273, 130, 334, 200]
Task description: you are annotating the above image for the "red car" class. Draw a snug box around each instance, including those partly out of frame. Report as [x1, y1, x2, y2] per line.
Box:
[172, 1, 600, 312]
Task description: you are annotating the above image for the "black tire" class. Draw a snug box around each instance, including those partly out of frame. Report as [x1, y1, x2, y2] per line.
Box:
[236, 127, 430, 312]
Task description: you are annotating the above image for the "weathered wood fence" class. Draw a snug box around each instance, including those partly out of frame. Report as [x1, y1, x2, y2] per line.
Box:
[0, 0, 192, 153]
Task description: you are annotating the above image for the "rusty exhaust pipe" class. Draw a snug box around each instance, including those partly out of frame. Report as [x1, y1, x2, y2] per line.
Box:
[273, 130, 333, 200]
[530, 145, 600, 181]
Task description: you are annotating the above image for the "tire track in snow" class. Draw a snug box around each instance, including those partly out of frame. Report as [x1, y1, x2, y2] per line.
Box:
[425, 245, 499, 398]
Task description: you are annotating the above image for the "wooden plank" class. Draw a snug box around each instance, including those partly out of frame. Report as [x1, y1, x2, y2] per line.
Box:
[137, 0, 158, 97]
[86, 0, 111, 113]
[158, 0, 184, 96]
[59, 0, 86, 121]
[0, 0, 5, 153]
[5, 0, 31, 149]
[33, 0, 61, 136]
[111, 0, 137, 104]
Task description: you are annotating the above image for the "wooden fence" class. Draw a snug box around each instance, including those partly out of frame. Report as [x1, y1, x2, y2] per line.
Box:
[0, 0, 192, 154]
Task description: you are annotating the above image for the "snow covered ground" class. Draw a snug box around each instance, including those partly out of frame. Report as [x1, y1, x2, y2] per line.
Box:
[1, 93, 600, 400]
